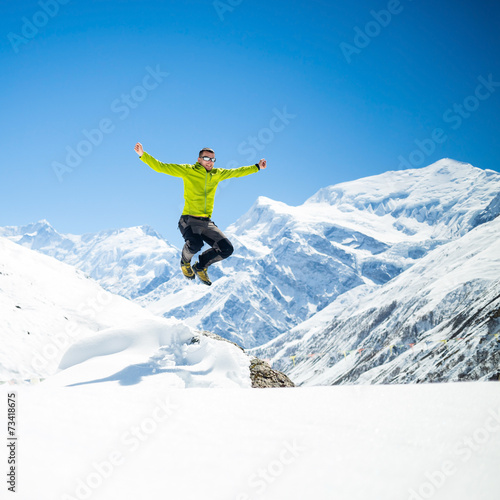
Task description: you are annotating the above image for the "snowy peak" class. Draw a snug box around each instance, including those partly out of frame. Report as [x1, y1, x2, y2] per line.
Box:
[307, 159, 487, 205]
[80, 224, 165, 242]
[305, 159, 500, 238]
[0, 219, 64, 250]
[228, 196, 294, 239]
[0, 219, 54, 236]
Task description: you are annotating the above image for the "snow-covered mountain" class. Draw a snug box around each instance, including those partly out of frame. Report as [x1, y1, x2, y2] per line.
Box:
[3, 159, 500, 500]
[0, 222, 179, 298]
[252, 214, 500, 385]
[2, 159, 499, 350]
[0, 235, 160, 380]
[136, 159, 500, 346]
[2, 236, 499, 498]
[0, 235, 259, 386]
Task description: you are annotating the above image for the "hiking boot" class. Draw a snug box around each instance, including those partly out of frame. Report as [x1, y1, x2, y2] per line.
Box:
[180, 260, 195, 280]
[193, 262, 212, 286]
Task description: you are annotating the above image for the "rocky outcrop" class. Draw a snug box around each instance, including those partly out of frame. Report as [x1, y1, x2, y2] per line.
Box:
[249, 357, 295, 388]
[196, 331, 295, 388]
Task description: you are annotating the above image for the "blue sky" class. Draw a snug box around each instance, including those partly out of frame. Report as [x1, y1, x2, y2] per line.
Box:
[1, 0, 499, 247]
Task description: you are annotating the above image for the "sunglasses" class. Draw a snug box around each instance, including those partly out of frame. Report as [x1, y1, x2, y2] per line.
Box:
[200, 156, 216, 162]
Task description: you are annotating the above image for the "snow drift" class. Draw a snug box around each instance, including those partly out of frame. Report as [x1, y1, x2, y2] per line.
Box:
[52, 317, 252, 389]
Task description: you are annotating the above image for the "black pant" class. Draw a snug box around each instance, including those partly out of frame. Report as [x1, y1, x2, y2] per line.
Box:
[178, 215, 234, 268]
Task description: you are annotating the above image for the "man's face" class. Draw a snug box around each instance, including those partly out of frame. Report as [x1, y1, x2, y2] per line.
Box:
[198, 151, 216, 171]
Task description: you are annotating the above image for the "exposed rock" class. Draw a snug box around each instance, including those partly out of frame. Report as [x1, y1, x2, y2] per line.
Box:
[249, 357, 295, 388]
[194, 331, 295, 388]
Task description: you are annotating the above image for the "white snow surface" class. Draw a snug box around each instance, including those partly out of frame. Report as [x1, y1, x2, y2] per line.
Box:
[2, 382, 499, 499]
[0, 236, 156, 380]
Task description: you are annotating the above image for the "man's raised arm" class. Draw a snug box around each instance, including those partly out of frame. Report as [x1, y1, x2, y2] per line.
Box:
[134, 142, 188, 178]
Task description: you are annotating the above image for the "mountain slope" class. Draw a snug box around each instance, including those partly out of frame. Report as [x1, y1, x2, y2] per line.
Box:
[137, 159, 500, 347]
[0, 236, 223, 383]
[3, 159, 500, 349]
[252, 214, 500, 385]
[0, 235, 175, 380]
[0, 222, 179, 298]
[0, 234, 292, 388]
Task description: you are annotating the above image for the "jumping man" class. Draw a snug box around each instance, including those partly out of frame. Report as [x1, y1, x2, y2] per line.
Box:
[134, 142, 267, 286]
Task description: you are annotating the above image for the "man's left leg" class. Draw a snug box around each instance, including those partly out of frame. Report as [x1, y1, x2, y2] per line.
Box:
[192, 221, 234, 285]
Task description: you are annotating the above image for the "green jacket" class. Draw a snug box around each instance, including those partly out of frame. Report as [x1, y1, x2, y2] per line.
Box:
[140, 151, 259, 218]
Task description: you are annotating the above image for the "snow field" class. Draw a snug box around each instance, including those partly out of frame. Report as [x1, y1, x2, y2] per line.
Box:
[2, 382, 499, 500]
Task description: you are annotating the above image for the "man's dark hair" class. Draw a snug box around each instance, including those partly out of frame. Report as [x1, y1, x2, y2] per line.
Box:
[199, 147, 215, 157]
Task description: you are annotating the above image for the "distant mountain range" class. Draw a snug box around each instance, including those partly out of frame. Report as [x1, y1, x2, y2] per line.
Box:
[0, 222, 179, 299]
[2, 158, 499, 383]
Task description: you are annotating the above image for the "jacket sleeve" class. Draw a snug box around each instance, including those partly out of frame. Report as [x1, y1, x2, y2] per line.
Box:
[140, 151, 189, 178]
[218, 164, 259, 181]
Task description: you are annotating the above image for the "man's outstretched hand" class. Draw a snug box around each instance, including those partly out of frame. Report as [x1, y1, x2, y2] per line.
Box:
[258, 158, 267, 169]
[134, 142, 144, 156]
